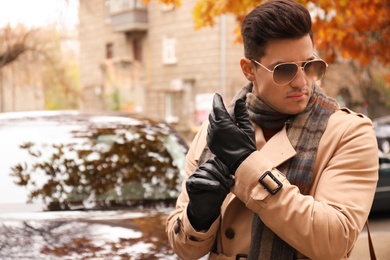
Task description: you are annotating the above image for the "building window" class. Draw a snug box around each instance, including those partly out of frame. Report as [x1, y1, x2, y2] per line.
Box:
[106, 43, 114, 59]
[133, 38, 142, 62]
[165, 91, 181, 123]
[162, 36, 177, 65]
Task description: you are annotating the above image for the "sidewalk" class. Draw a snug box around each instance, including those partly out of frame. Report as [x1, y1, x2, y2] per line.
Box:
[350, 226, 390, 259]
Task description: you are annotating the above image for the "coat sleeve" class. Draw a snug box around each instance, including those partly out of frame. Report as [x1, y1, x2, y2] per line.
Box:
[231, 111, 379, 259]
[165, 122, 219, 260]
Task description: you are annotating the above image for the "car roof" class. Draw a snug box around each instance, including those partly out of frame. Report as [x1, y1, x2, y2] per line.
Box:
[0, 110, 165, 125]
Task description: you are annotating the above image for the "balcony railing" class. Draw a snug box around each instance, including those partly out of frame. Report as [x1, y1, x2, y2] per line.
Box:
[107, 0, 148, 32]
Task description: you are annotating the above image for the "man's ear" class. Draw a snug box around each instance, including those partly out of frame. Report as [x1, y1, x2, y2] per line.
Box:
[240, 58, 255, 81]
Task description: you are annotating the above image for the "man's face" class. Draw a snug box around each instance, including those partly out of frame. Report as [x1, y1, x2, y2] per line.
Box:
[249, 34, 315, 115]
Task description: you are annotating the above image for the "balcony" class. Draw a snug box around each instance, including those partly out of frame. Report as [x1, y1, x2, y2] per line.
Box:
[107, 0, 148, 33]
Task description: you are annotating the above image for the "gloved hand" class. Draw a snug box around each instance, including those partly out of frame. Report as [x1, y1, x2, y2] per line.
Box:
[207, 93, 256, 174]
[186, 157, 234, 231]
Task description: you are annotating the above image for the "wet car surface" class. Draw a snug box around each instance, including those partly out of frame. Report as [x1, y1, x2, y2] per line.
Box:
[0, 208, 177, 259]
[0, 110, 188, 259]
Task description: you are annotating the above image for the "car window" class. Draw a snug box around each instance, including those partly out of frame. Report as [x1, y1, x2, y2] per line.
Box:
[0, 113, 187, 211]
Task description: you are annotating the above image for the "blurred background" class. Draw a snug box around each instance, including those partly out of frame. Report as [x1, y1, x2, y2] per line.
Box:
[1, 0, 389, 142]
[0, 1, 389, 259]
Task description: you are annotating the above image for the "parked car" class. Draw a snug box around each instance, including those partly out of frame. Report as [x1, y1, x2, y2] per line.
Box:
[372, 116, 390, 212]
[0, 110, 189, 259]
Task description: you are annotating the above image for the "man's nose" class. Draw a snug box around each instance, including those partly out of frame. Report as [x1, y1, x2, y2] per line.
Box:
[290, 67, 307, 88]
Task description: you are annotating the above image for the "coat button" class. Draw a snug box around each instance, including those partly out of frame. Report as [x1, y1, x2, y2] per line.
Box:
[225, 228, 235, 239]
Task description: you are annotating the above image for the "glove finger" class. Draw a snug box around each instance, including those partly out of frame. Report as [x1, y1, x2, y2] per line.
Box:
[234, 98, 254, 138]
[186, 178, 220, 193]
[208, 96, 218, 127]
[211, 93, 231, 122]
[207, 93, 234, 151]
[206, 126, 213, 147]
[205, 158, 235, 190]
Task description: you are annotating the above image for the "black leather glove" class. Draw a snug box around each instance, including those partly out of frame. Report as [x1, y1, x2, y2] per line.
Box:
[186, 157, 234, 231]
[207, 93, 256, 174]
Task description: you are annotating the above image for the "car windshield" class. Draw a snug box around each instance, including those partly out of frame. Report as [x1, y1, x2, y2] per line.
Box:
[0, 111, 188, 211]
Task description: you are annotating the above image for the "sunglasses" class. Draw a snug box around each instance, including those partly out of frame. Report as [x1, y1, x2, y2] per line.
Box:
[250, 55, 328, 85]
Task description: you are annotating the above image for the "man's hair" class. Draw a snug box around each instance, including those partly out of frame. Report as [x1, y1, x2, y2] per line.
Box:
[241, 0, 313, 60]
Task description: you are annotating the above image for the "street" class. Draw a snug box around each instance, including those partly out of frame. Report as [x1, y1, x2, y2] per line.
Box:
[350, 212, 390, 260]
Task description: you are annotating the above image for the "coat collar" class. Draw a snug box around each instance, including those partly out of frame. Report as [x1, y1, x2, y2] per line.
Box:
[255, 124, 296, 168]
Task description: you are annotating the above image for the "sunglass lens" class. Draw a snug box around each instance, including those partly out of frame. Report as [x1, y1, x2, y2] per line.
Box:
[304, 60, 327, 81]
[273, 64, 298, 85]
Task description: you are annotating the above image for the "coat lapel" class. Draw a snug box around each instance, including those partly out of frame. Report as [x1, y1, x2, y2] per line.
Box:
[224, 126, 296, 207]
[260, 126, 296, 167]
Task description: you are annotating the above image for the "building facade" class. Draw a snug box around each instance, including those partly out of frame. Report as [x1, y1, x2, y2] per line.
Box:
[78, 0, 247, 140]
[79, 0, 389, 141]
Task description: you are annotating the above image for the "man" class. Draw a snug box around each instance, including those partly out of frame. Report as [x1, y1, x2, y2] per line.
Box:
[166, 0, 378, 259]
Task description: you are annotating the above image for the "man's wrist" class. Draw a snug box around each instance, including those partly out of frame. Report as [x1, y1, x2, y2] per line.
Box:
[232, 149, 256, 173]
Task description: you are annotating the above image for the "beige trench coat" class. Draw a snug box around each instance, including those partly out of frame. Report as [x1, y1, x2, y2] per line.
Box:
[166, 108, 379, 260]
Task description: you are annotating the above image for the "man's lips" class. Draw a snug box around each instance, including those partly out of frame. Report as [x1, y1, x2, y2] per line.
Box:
[286, 91, 308, 101]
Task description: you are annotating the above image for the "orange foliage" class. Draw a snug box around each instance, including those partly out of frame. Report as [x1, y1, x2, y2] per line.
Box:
[310, 0, 389, 66]
[142, 0, 182, 7]
[189, 0, 390, 67]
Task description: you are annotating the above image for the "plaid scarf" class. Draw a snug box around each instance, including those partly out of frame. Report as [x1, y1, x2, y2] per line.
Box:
[227, 82, 339, 259]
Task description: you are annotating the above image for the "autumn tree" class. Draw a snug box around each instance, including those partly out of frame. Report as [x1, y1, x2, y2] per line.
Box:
[1, 26, 39, 111]
[0, 24, 79, 111]
[39, 29, 80, 110]
[190, 0, 390, 67]
[0, 25, 32, 69]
